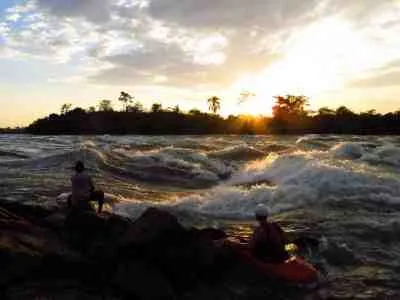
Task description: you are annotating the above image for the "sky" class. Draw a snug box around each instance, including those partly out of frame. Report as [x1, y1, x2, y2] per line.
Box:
[1, 0, 400, 127]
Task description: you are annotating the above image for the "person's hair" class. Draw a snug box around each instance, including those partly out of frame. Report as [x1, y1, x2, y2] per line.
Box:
[75, 161, 85, 173]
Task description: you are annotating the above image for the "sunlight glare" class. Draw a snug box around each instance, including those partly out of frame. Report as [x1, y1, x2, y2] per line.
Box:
[228, 18, 382, 115]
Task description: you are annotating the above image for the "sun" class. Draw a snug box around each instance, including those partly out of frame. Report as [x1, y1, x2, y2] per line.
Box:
[227, 18, 382, 116]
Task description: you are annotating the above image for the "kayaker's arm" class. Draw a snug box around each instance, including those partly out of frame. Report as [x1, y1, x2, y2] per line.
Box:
[273, 222, 288, 245]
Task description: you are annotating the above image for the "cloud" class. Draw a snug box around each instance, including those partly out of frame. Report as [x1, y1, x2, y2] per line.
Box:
[35, 0, 112, 23]
[350, 70, 400, 88]
[148, 0, 319, 29]
[1, 0, 400, 94]
[89, 38, 230, 87]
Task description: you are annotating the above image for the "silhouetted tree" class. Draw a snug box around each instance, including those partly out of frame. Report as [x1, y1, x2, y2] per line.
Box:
[336, 106, 355, 117]
[208, 96, 221, 114]
[272, 95, 309, 118]
[270, 95, 309, 134]
[168, 105, 181, 113]
[61, 103, 72, 115]
[118, 91, 133, 112]
[189, 109, 202, 115]
[361, 109, 379, 117]
[87, 106, 96, 113]
[318, 107, 335, 116]
[25, 93, 400, 135]
[151, 103, 163, 113]
[126, 101, 144, 113]
[98, 100, 113, 112]
[69, 107, 86, 115]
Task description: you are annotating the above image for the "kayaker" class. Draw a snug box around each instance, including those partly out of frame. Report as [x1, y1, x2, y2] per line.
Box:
[68, 161, 104, 214]
[249, 204, 289, 263]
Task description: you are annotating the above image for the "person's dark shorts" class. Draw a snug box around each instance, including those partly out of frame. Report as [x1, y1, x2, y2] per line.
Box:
[67, 190, 104, 211]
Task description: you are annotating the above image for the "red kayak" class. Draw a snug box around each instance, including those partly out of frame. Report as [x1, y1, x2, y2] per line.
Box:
[228, 241, 318, 284]
[243, 252, 318, 284]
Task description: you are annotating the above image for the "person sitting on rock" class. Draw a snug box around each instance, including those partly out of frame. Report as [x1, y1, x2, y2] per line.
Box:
[67, 161, 104, 214]
[249, 204, 289, 263]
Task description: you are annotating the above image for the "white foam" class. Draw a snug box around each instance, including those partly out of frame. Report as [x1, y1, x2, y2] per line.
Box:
[171, 185, 275, 218]
[330, 142, 364, 159]
[208, 144, 266, 161]
[107, 147, 232, 184]
[113, 185, 275, 220]
[362, 145, 400, 167]
[25, 137, 400, 221]
[154, 150, 400, 219]
[78, 140, 97, 150]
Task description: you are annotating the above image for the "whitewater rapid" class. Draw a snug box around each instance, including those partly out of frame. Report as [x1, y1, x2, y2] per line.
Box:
[1, 135, 400, 217]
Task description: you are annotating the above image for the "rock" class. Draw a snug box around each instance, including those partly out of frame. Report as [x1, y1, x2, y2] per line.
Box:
[322, 242, 360, 266]
[64, 210, 106, 252]
[190, 228, 227, 241]
[0, 201, 320, 299]
[119, 208, 195, 290]
[0, 202, 53, 222]
[120, 207, 186, 246]
[189, 228, 227, 274]
[101, 212, 133, 240]
[0, 203, 85, 294]
[0, 206, 77, 258]
[118, 208, 227, 292]
[113, 259, 174, 299]
[42, 211, 68, 229]
[0, 251, 41, 287]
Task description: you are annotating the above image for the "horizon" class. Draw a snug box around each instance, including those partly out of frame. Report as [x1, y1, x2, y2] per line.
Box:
[1, 1, 400, 127]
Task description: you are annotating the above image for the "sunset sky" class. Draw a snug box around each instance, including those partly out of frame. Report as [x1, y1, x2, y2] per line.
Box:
[1, 0, 400, 126]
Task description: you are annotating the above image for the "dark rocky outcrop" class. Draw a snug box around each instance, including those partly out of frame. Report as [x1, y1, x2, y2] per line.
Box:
[0, 201, 319, 299]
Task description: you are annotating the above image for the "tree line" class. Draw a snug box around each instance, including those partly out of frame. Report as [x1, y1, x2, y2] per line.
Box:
[26, 92, 400, 135]
[59, 93, 222, 115]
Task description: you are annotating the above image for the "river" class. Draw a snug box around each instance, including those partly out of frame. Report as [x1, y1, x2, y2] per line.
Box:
[1, 134, 400, 298]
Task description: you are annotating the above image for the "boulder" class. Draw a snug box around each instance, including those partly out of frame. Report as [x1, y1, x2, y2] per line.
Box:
[322, 242, 360, 266]
[0, 204, 84, 291]
[190, 228, 227, 241]
[113, 259, 174, 299]
[120, 207, 186, 246]
[118, 208, 225, 292]
[42, 211, 68, 229]
[0, 202, 321, 299]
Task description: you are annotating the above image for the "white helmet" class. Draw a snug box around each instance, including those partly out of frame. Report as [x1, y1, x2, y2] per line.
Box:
[255, 204, 269, 218]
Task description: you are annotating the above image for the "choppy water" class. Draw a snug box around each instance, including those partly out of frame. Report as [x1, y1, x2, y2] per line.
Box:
[1, 134, 400, 298]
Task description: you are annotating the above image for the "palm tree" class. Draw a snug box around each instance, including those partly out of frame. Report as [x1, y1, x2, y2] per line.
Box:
[207, 96, 221, 114]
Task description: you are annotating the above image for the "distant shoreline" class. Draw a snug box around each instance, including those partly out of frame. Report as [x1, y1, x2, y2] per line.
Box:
[3, 132, 400, 136]
[24, 111, 400, 135]
[7, 95, 400, 135]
